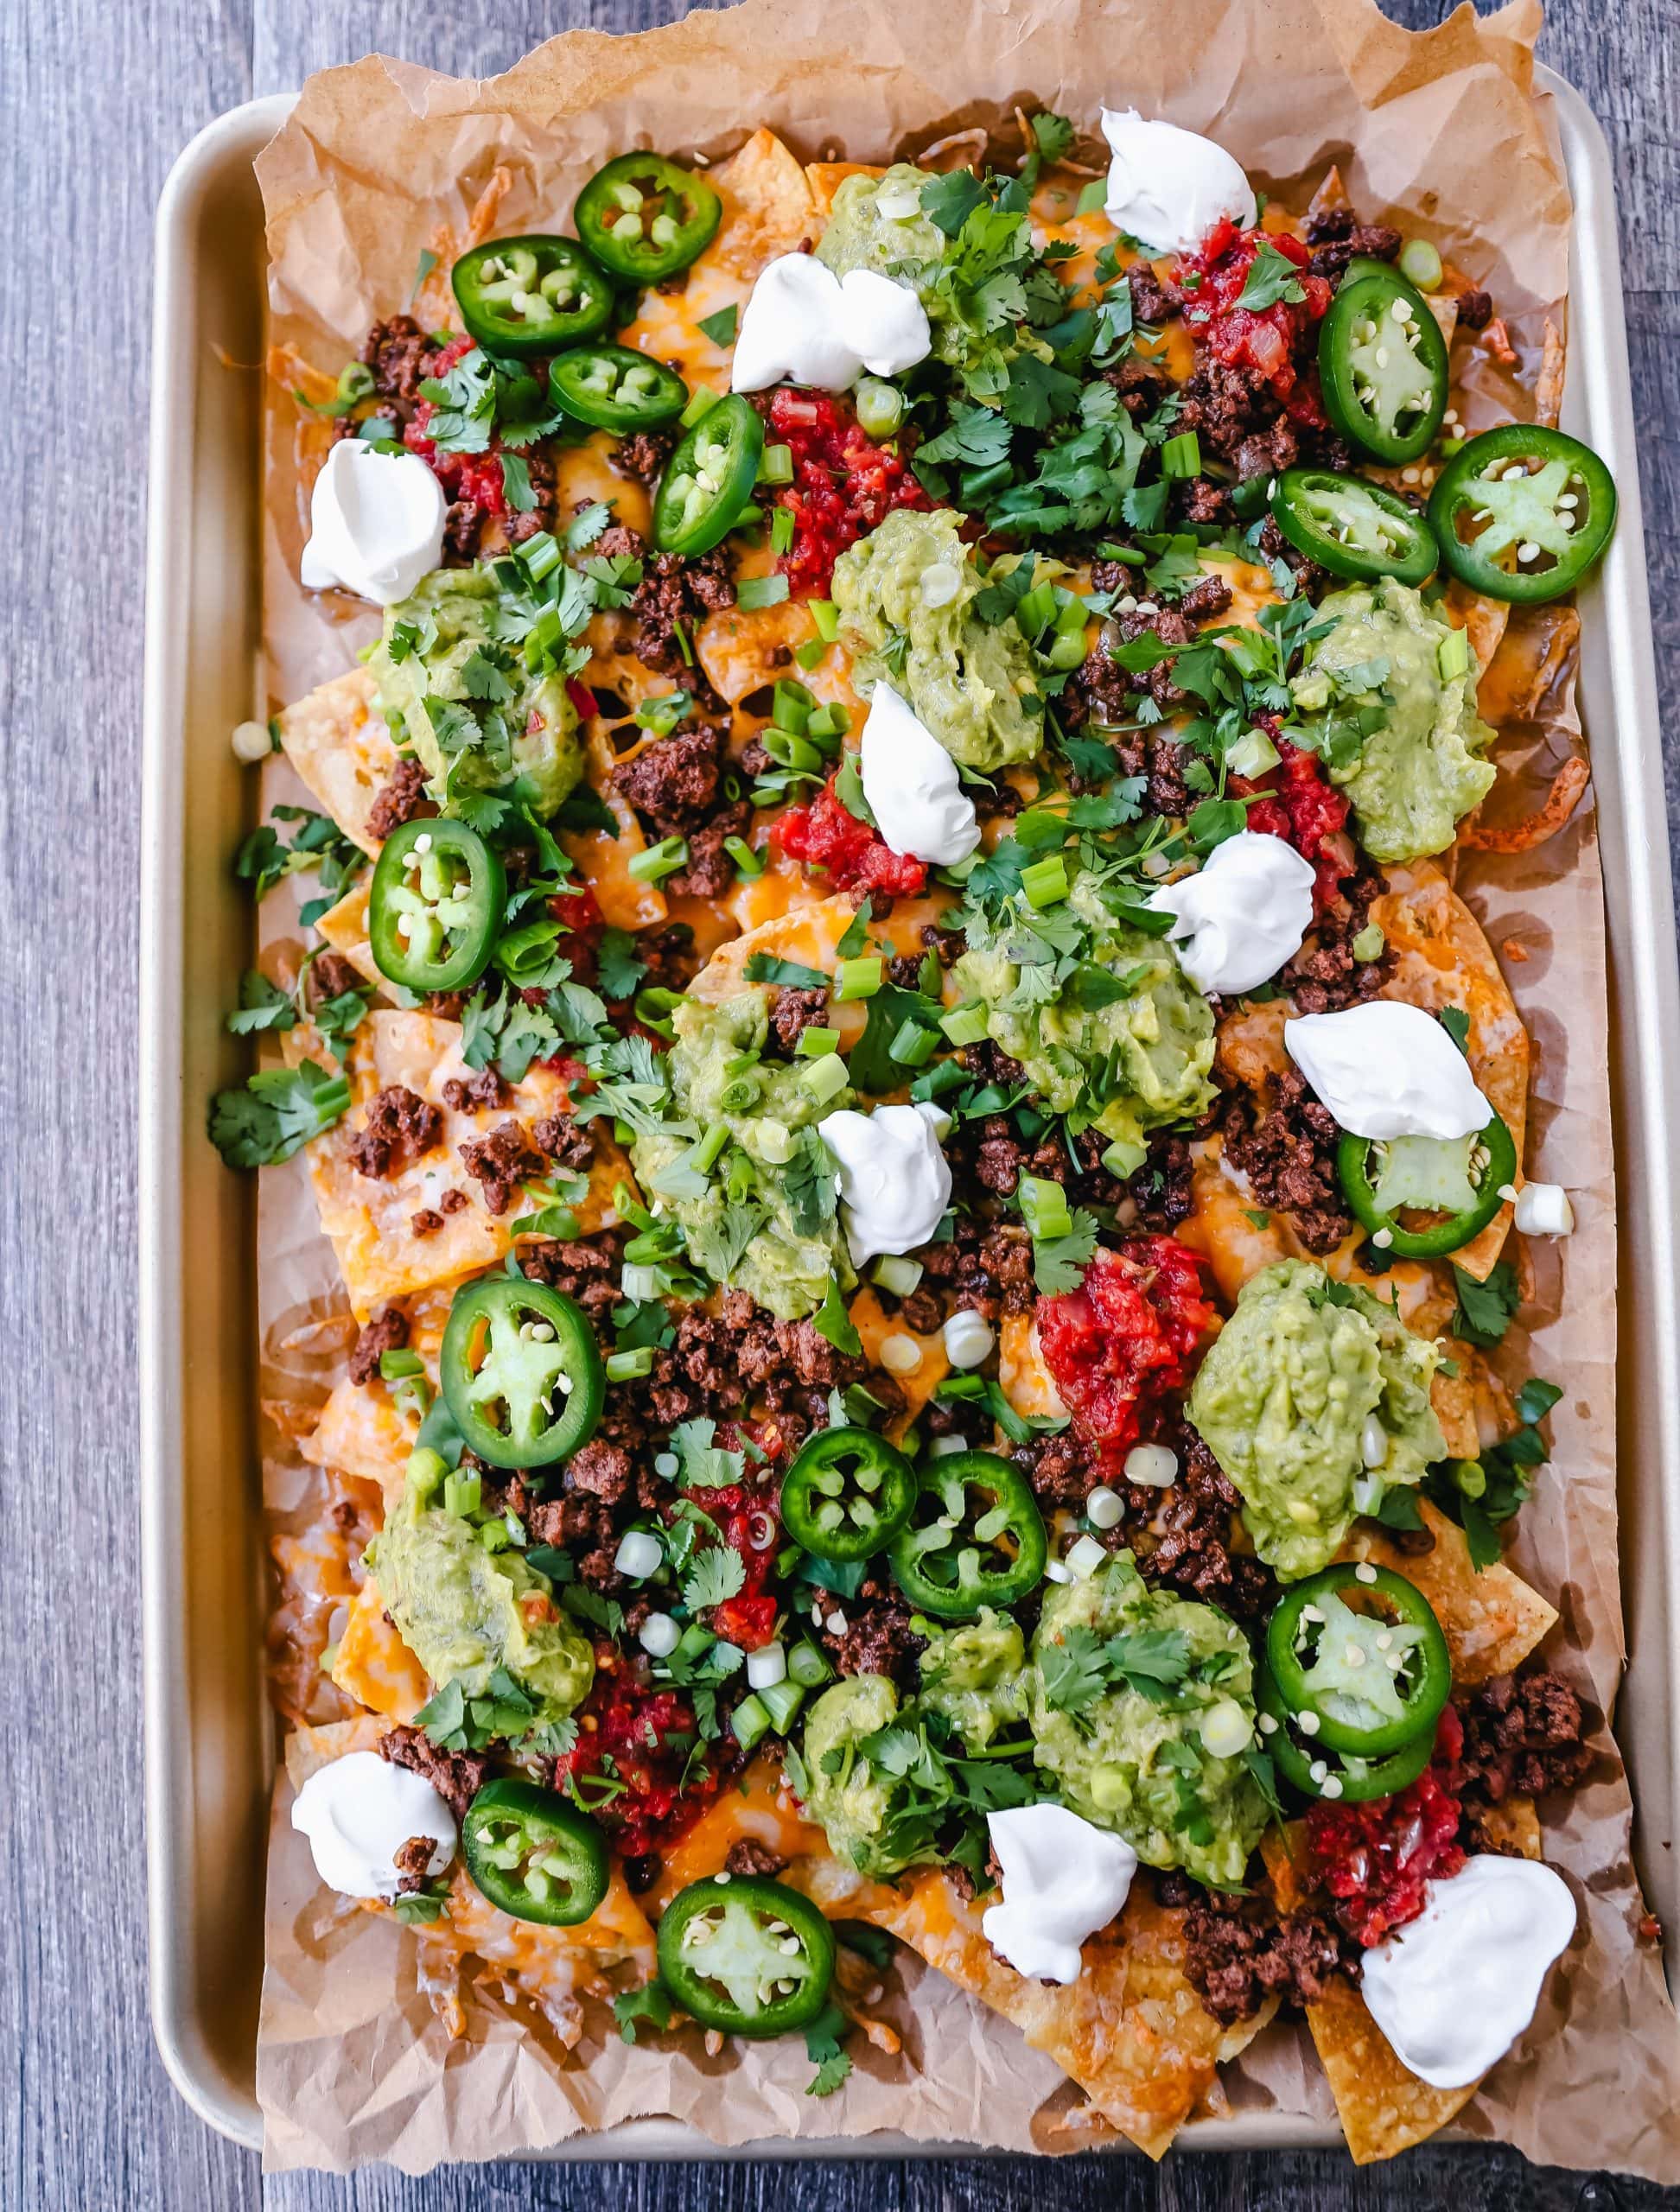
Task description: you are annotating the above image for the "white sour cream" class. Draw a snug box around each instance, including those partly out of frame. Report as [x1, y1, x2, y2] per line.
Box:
[1100, 109, 1257, 258]
[1284, 1001, 1493, 1141]
[818, 1101, 952, 1264]
[731, 253, 932, 393]
[290, 1750, 457, 1901]
[981, 1803, 1139, 1984]
[1147, 830, 1315, 994]
[1514, 1181, 1575, 1237]
[1359, 1856, 1576, 2088]
[858, 682, 980, 866]
[299, 439, 448, 606]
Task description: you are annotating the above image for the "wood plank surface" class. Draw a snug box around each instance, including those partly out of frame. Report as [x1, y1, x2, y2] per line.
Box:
[1, 0, 1672, 2207]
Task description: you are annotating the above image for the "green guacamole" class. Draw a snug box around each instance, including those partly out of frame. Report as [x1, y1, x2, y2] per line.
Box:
[951, 874, 1216, 1156]
[831, 509, 1044, 773]
[799, 1675, 911, 1878]
[627, 991, 854, 1321]
[1029, 1553, 1267, 1891]
[372, 565, 585, 817]
[1292, 578, 1495, 863]
[368, 1459, 594, 1729]
[815, 165, 947, 290]
[917, 1611, 1028, 1751]
[1187, 1258, 1445, 1580]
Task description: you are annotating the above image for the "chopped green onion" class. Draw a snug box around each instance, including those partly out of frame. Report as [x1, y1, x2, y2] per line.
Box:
[694, 1121, 732, 1174]
[757, 442, 795, 485]
[854, 376, 905, 440]
[757, 1678, 806, 1732]
[808, 600, 840, 643]
[1161, 430, 1202, 479]
[871, 1255, 925, 1296]
[444, 1471, 482, 1519]
[835, 956, 883, 1002]
[679, 383, 721, 428]
[737, 574, 791, 610]
[763, 726, 824, 772]
[1020, 855, 1069, 909]
[889, 1018, 939, 1066]
[773, 679, 814, 733]
[800, 1052, 850, 1104]
[770, 506, 796, 556]
[939, 1000, 990, 1046]
[1019, 1174, 1072, 1240]
[1100, 1137, 1148, 1179]
[794, 637, 830, 671]
[723, 835, 764, 878]
[787, 1639, 830, 1688]
[606, 1347, 657, 1382]
[1399, 238, 1442, 292]
[806, 702, 851, 743]
[909, 1058, 970, 1104]
[628, 835, 689, 885]
[729, 1693, 772, 1751]
[797, 1027, 842, 1058]
[1437, 626, 1471, 681]
[379, 1348, 425, 1381]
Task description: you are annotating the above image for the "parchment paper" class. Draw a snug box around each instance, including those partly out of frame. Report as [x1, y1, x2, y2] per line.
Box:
[248, 0, 1680, 2176]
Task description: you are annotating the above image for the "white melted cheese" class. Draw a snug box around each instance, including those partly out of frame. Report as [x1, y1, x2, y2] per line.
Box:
[300, 440, 447, 606]
[731, 253, 932, 393]
[859, 682, 980, 866]
[290, 1749, 457, 1901]
[818, 1101, 951, 1264]
[1359, 1856, 1576, 2088]
[981, 1803, 1139, 1984]
[1284, 1001, 1493, 1141]
[1100, 108, 1257, 258]
[1147, 830, 1315, 994]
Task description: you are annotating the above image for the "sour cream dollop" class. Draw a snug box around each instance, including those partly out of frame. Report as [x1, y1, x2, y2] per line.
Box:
[1359, 1856, 1576, 2088]
[731, 253, 932, 392]
[818, 1101, 951, 1264]
[859, 682, 980, 866]
[299, 439, 448, 606]
[1284, 1001, 1493, 1141]
[1100, 108, 1257, 258]
[982, 1803, 1139, 1984]
[290, 1750, 457, 1901]
[1147, 830, 1315, 994]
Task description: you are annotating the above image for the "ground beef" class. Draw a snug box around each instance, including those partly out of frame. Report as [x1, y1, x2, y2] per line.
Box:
[894, 1287, 944, 1338]
[1102, 355, 1171, 421]
[914, 1220, 1037, 1322]
[1254, 512, 1325, 596]
[525, 1490, 622, 1590]
[633, 922, 700, 994]
[1175, 476, 1235, 527]
[810, 1574, 927, 1688]
[347, 1086, 442, 1179]
[667, 814, 750, 900]
[519, 1230, 627, 1330]
[1177, 573, 1234, 624]
[1456, 287, 1494, 331]
[1012, 1428, 1096, 1511]
[391, 1834, 437, 1895]
[505, 445, 558, 546]
[1123, 1133, 1195, 1232]
[443, 499, 487, 563]
[378, 1723, 489, 1824]
[1306, 221, 1403, 283]
[309, 950, 365, 1006]
[724, 1839, 789, 1878]
[612, 721, 727, 836]
[531, 1110, 595, 1170]
[958, 1039, 1029, 1089]
[356, 315, 432, 414]
[564, 1439, 635, 1505]
[1120, 1427, 1277, 1620]
[457, 1117, 548, 1214]
[613, 429, 676, 486]
[442, 1069, 506, 1116]
[349, 1305, 409, 1387]
[1215, 1065, 1352, 1254]
[1457, 1671, 1594, 1821]
[1281, 858, 1393, 1014]
[1170, 1878, 1359, 2024]
[366, 756, 436, 842]
[1128, 260, 1183, 326]
[628, 548, 737, 674]
[767, 986, 830, 1055]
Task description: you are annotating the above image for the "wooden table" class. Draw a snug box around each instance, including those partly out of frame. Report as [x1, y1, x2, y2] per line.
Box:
[5, 0, 1673, 2204]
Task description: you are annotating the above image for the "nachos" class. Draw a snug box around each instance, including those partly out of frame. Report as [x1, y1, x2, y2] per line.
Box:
[232, 105, 1618, 2162]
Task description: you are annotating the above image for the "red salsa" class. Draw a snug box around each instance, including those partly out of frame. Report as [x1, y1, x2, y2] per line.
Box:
[1176, 220, 1332, 401]
[773, 772, 928, 899]
[1306, 1705, 1467, 1947]
[1036, 1237, 1215, 1470]
[560, 1652, 730, 1860]
[677, 1470, 782, 1654]
[763, 387, 930, 599]
[404, 334, 510, 515]
[1234, 732, 1354, 911]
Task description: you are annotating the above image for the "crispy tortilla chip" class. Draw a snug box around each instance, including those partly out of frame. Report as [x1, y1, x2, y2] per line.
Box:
[1460, 756, 1590, 855]
[277, 666, 398, 856]
[710, 129, 818, 276]
[697, 596, 860, 713]
[861, 1872, 1260, 2158]
[1477, 601, 1581, 728]
[1535, 318, 1566, 429]
[1307, 1971, 1479, 2163]
[1373, 861, 1528, 1281]
[1345, 1497, 1556, 1681]
[1480, 1794, 1543, 1859]
[313, 880, 379, 984]
[329, 1580, 430, 1719]
[559, 726, 669, 930]
[805, 161, 884, 219]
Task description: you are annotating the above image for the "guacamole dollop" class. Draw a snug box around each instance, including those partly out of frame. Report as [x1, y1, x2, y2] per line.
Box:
[1292, 578, 1495, 863]
[799, 1675, 911, 1878]
[1029, 1553, 1267, 1891]
[831, 509, 1044, 772]
[951, 874, 1216, 1154]
[816, 165, 948, 290]
[372, 565, 584, 817]
[628, 991, 855, 1321]
[368, 1459, 594, 1729]
[1187, 1258, 1445, 1580]
[917, 1610, 1028, 1751]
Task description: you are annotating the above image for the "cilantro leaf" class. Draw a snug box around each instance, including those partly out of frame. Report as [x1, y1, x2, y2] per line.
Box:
[1032, 1210, 1098, 1295]
[563, 1583, 626, 1638]
[208, 1059, 352, 1168]
[1232, 241, 1308, 312]
[1440, 1005, 1471, 1055]
[671, 1415, 748, 1490]
[920, 169, 986, 238]
[785, 1128, 840, 1238]
[743, 953, 830, 991]
[595, 927, 647, 1001]
[613, 1981, 674, 2044]
[683, 1544, 748, 1611]
[813, 1274, 863, 1358]
[803, 1999, 854, 2097]
[697, 303, 739, 346]
[226, 970, 296, 1037]
[1029, 111, 1075, 164]
[1451, 1259, 1520, 1347]
[834, 897, 874, 961]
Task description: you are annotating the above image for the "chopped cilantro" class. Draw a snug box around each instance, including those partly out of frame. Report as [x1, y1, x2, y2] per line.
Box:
[613, 1981, 674, 2044]
[208, 1060, 351, 1168]
[803, 1999, 854, 2097]
[697, 303, 740, 346]
[813, 1274, 863, 1358]
[1451, 1259, 1520, 1347]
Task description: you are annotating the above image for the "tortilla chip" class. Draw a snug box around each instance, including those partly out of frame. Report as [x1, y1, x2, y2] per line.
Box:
[558, 725, 669, 931]
[710, 129, 818, 276]
[329, 1580, 430, 1719]
[1476, 602, 1581, 728]
[1344, 1496, 1556, 1681]
[313, 880, 379, 984]
[276, 666, 399, 856]
[1480, 1794, 1543, 1859]
[805, 161, 884, 219]
[850, 1286, 948, 1434]
[1373, 861, 1528, 1281]
[862, 1872, 1261, 2158]
[1306, 1971, 1479, 2163]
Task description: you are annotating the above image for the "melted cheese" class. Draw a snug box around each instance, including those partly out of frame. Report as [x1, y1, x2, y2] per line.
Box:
[850, 1284, 950, 1432]
[330, 1580, 430, 1719]
[648, 1758, 828, 1911]
[999, 1312, 1069, 1422]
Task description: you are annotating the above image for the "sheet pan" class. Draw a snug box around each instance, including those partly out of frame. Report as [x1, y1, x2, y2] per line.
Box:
[138, 69, 1680, 2155]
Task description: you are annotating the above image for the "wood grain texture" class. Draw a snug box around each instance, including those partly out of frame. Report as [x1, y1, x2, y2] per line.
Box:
[2, 0, 1670, 2208]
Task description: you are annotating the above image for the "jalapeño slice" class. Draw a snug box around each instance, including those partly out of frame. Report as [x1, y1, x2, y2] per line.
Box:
[439, 1275, 604, 1470]
[575, 153, 722, 285]
[1265, 1564, 1451, 1758]
[1319, 259, 1448, 465]
[1270, 467, 1438, 586]
[652, 394, 764, 556]
[780, 1426, 916, 1563]
[1337, 1112, 1517, 1260]
[1257, 1662, 1437, 1804]
[450, 235, 615, 359]
[1428, 423, 1617, 604]
[656, 1873, 836, 2037]
[550, 344, 689, 433]
[368, 816, 506, 994]
[888, 1450, 1047, 1620]
[462, 1780, 609, 1926]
